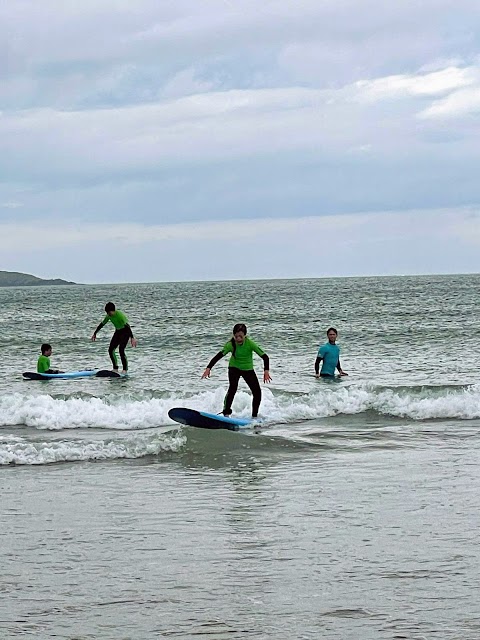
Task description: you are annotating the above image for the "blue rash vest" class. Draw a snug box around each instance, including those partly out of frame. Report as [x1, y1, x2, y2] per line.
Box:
[317, 342, 340, 376]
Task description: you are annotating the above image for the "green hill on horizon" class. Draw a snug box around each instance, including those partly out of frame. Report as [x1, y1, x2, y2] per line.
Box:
[0, 270, 76, 287]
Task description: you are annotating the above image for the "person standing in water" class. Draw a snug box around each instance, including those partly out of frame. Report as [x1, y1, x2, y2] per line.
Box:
[91, 302, 137, 374]
[315, 327, 348, 379]
[202, 323, 271, 418]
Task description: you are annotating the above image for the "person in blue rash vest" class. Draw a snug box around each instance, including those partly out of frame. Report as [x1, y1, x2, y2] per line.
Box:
[315, 327, 348, 379]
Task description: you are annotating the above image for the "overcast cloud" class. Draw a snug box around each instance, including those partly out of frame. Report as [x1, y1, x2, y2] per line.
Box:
[1, 0, 479, 281]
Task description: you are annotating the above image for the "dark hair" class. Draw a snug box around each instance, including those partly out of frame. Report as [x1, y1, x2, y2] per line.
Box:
[231, 323, 247, 357]
[233, 323, 247, 335]
[41, 343, 52, 354]
[105, 302, 116, 313]
[326, 327, 338, 335]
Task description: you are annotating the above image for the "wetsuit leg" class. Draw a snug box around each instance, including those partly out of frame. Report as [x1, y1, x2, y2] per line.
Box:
[108, 332, 121, 370]
[224, 367, 241, 415]
[117, 328, 130, 371]
[109, 327, 131, 371]
[241, 370, 262, 417]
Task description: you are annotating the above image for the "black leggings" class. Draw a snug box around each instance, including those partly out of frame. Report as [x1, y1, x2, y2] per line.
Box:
[224, 367, 262, 418]
[109, 328, 130, 371]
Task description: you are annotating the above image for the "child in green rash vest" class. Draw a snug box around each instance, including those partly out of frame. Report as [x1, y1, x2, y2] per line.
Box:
[315, 327, 348, 379]
[91, 302, 137, 374]
[201, 323, 271, 418]
[37, 343, 61, 374]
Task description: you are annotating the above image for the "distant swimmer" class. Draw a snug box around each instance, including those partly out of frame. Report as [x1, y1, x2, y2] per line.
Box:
[37, 343, 62, 374]
[315, 327, 348, 379]
[202, 323, 271, 418]
[91, 302, 137, 374]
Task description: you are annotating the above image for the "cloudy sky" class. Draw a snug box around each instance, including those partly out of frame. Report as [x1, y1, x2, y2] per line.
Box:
[1, 0, 479, 282]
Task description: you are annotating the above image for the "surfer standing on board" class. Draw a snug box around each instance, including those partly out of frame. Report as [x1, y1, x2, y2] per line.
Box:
[315, 327, 348, 379]
[202, 323, 271, 418]
[91, 302, 137, 374]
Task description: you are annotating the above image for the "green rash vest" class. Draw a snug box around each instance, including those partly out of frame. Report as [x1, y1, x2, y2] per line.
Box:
[222, 337, 265, 370]
[37, 355, 51, 373]
[100, 310, 129, 331]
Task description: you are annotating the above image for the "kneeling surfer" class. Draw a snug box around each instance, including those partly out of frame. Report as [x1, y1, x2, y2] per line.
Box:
[37, 343, 62, 374]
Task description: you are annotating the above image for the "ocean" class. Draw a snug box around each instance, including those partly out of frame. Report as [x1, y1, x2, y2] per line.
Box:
[1, 275, 480, 639]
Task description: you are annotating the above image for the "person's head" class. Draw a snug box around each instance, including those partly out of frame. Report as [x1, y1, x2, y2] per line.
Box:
[105, 301, 116, 316]
[326, 327, 338, 343]
[232, 323, 247, 344]
[41, 343, 52, 356]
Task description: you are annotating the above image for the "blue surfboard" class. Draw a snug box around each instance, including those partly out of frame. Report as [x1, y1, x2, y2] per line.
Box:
[168, 407, 252, 431]
[23, 370, 121, 380]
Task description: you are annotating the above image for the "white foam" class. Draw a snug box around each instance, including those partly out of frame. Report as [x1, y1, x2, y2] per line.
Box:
[252, 384, 480, 422]
[0, 392, 186, 430]
[1, 383, 480, 433]
[373, 385, 480, 420]
[0, 431, 186, 465]
[0, 388, 237, 430]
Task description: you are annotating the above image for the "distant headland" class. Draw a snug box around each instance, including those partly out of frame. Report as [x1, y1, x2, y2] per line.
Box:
[0, 271, 76, 287]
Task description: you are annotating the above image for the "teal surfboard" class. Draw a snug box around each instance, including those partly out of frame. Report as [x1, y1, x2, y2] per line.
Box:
[23, 370, 121, 380]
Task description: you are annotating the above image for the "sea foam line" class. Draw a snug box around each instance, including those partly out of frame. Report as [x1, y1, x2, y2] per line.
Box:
[1, 383, 480, 431]
[0, 431, 186, 465]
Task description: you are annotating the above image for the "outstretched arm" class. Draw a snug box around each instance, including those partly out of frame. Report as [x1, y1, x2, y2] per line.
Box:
[202, 351, 224, 378]
[91, 318, 107, 341]
[261, 353, 271, 383]
[125, 323, 137, 347]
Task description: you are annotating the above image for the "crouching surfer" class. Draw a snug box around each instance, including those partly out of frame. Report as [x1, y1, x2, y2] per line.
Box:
[202, 323, 271, 418]
[91, 302, 137, 374]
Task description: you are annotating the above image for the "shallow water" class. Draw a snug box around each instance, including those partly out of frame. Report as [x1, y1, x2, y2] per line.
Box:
[1, 275, 480, 638]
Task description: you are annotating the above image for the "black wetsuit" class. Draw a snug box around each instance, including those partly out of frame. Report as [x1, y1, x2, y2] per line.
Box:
[207, 337, 269, 418]
[93, 310, 134, 371]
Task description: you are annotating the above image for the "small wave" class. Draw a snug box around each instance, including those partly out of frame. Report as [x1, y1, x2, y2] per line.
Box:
[1, 383, 480, 431]
[0, 388, 233, 430]
[0, 431, 185, 465]
[369, 385, 480, 420]
[257, 383, 480, 423]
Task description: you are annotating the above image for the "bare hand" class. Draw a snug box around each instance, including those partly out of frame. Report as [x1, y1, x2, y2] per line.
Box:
[201, 368, 211, 379]
[91, 334, 97, 342]
[339, 371, 348, 376]
[130, 337, 138, 348]
[315, 373, 320, 378]
[263, 370, 272, 383]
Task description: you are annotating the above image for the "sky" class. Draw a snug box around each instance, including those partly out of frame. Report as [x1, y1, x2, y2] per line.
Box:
[1, 0, 479, 283]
